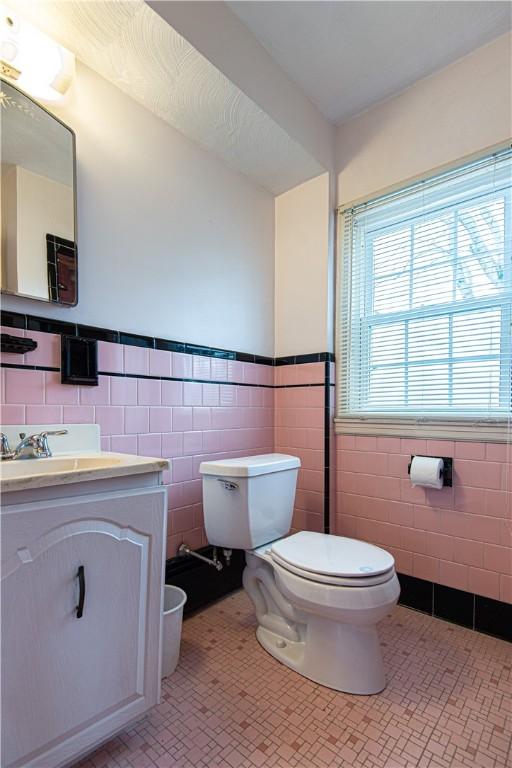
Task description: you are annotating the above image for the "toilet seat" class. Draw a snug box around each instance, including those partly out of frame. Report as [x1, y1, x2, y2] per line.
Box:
[271, 553, 394, 587]
[270, 531, 395, 587]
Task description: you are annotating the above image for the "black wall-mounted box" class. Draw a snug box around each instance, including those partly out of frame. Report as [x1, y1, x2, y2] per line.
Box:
[61, 335, 98, 386]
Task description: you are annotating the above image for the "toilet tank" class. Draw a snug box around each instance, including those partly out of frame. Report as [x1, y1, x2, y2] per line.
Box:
[199, 454, 300, 550]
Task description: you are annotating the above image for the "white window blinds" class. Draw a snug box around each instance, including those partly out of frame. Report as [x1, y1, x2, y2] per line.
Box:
[337, 148, 512, 431]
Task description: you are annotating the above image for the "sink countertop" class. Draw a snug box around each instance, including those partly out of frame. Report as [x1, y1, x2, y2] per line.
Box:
[0, 452, 169, 493]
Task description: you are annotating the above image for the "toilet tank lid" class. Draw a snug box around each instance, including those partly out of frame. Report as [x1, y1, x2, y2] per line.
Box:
[199, 453, 300, 477]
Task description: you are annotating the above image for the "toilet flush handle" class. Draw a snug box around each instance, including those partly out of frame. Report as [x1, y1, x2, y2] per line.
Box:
[217, 479, 239, 491]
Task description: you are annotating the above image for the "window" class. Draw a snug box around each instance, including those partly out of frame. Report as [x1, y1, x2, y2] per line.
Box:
[336, 149, 512, 441]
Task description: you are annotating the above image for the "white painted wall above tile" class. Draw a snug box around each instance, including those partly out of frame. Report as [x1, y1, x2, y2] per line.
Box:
[2, 62, 276, 356]
[336, 32, 512, 206]
[274, 173, 333, 357]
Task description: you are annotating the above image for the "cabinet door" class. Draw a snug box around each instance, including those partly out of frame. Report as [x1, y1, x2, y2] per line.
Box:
[1, 486, 166, 768]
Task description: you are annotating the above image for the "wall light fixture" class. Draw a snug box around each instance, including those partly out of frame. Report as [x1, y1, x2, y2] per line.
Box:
[0, 4, 75, 103]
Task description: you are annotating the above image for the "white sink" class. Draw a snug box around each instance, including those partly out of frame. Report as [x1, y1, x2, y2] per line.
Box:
[0, 455, 122, 479]
[0, 425, 168, 492]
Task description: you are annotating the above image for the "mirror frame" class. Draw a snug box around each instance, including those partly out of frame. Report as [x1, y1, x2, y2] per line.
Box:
[0, 77, 78, 306]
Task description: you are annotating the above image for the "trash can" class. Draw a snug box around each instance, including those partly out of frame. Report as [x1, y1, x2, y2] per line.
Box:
[161, 585, 187, 678]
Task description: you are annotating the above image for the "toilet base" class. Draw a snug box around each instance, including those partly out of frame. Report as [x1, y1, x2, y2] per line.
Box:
[256, 614, 386, 695]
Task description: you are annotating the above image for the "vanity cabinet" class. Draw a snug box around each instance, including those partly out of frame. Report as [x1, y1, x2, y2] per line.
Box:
[1, 480, 167, 768]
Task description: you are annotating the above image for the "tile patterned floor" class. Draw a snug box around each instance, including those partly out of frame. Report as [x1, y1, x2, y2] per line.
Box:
[76, 591, 511, 768]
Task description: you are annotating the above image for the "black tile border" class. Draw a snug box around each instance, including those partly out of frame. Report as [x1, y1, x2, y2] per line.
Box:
[0, 362, 59, 373]
[1, 311, 334, 371]
[0, 361, 331, 391]
[433, 583, 474, 629]
[397, 572, 511, 642]
[1, 310, 287, 365]
[26, 315, 76, 336]
[166, 546, 245, 616]
[1, 311, 25, 330]
[1, 311, 335, 370]
[168, 563, 511, 641]
[0, 361, 277, 389]
[475, 596, 512, 642]
[275, 352, 334, 366]
[78, 325, 120, 344]
[154, 338, 185, 354]
[274, 383, 325, 389]
[323, 359, 331, 534]
[119, 332, 155, 349]
[398, 573, 433, 613]
[165, 555, 512, 639]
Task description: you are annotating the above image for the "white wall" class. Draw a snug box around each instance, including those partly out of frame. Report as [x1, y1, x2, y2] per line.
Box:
[10, 167, 73, 300]
[1, 165, 17, 294]
[274, 173, 332, 357]
[336, 33, 512, 206]
[2, 62, 275, 356]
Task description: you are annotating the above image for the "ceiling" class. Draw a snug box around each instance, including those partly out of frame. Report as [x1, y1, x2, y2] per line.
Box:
[228, 1, 512, 125]
[4, 1, 510, 195]
[5, 0, 323, 194]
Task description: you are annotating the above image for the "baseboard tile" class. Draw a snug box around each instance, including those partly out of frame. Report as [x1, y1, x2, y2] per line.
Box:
[397, 573, 511, 642]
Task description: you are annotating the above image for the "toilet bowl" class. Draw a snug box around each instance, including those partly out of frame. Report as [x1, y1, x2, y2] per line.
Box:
[245, 532, 400, 694]
[200, 454, 400, 695]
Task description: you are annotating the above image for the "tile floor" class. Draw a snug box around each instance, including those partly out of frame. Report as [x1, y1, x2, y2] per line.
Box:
[76, 590, 511, 768]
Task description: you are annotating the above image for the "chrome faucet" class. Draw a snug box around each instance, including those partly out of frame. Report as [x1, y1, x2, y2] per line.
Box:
[0, 430, 68, 460]
[0, 432, 12, 459]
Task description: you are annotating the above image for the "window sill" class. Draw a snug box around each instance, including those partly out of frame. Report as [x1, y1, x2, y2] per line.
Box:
[334, 416, 511, 443]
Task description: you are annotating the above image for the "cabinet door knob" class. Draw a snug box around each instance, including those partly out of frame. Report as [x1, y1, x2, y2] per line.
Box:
[76, 565, 85, 619]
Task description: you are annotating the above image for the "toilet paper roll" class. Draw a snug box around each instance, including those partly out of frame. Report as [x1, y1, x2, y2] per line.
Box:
[410, 456, 444, 489]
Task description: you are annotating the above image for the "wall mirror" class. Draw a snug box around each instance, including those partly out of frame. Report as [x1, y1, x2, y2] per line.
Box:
[0, 78, 77, 305]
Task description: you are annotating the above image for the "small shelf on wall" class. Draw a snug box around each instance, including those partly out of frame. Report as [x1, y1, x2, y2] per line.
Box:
[0, 333, 38, 355]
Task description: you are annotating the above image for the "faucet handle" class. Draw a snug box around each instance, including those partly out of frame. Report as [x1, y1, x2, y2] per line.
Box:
[40, 430, 68, 438]
[37, 429, 68, 458]
[0, 432, 12, 457]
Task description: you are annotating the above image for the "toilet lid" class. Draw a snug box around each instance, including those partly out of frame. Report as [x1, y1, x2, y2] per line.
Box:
[270, 531, 395, 579]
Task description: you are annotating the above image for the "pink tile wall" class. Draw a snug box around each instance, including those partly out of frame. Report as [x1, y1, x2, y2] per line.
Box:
[274, 362, 326, 533]
[335, 435, 512, 603]
[1, 339, 273, 558]
[8, 329, 507, 605]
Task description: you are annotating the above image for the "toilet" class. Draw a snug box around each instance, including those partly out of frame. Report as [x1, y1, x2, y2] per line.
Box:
[200, 453, 400, 695]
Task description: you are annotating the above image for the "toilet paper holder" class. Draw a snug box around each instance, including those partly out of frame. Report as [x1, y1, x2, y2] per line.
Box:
[407, 456, 453, 487]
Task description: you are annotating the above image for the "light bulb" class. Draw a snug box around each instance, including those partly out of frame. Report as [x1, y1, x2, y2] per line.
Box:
[0, 3, 75, 103]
